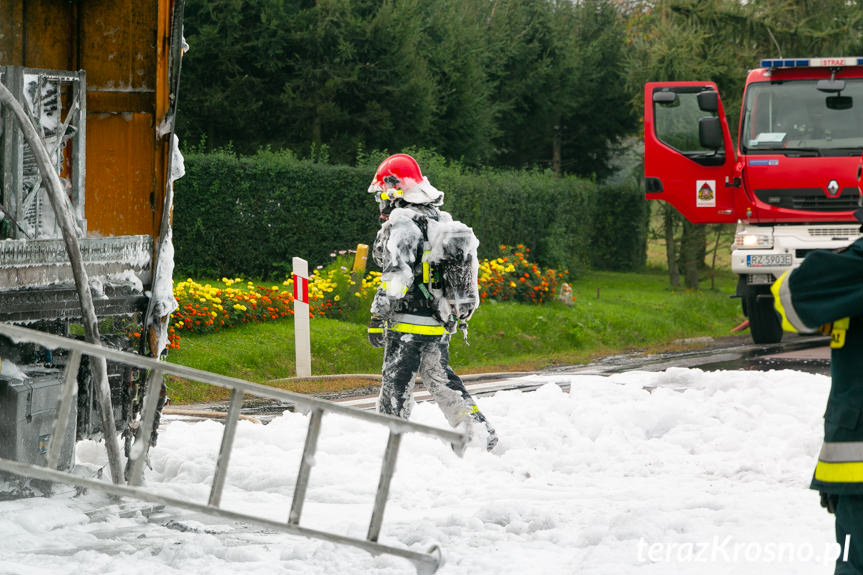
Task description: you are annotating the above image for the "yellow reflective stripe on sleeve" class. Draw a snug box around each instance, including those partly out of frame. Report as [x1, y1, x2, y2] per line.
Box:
[830, 317, 850, 349]
[771, 271, 804, 332]
[814, 442, 863, 483]
[815, 460, 863, 483]
[390, 322, 446, 335]
[367, 327, 384, 334]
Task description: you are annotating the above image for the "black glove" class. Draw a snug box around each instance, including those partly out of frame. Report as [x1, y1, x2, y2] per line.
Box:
[821, 491, 838, 514]
[368, 316, 385, 348]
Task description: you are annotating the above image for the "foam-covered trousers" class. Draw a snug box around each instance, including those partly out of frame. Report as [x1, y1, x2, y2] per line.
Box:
[377, 331, 496, 442]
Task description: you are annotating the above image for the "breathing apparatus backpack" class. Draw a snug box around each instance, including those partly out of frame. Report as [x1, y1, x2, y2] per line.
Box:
[423, 217, 480, 335]
[378, 208, 480, 339]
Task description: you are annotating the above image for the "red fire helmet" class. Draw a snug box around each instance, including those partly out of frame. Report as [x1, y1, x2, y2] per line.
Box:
[369, 154, 424, 193]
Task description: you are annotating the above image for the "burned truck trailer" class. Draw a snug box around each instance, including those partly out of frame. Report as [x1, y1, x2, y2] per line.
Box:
[0, 1, 185, 480]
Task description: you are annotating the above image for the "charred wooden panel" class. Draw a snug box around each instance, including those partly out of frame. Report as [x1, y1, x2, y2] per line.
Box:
[0, 0, 176, 240]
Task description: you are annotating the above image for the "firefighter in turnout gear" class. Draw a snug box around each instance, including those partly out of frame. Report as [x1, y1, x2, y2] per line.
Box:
[367, 153, 499, 452]
[772, 235, 863, 574]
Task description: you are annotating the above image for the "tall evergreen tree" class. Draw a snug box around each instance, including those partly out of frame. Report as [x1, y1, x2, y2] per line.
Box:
[555, 0, 635, 178]
[177, 0, 640, 174]
[484, 0, 559, 169]
[420, 0, 499, 164]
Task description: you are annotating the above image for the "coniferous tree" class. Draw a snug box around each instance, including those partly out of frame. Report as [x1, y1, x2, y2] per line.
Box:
[178, 0, 639, 174]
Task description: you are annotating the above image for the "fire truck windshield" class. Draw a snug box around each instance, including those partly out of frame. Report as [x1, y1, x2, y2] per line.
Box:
[741, 79, 863, 156]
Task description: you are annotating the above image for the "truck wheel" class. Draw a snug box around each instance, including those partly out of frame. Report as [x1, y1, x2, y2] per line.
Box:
[745, 284, 783, 344]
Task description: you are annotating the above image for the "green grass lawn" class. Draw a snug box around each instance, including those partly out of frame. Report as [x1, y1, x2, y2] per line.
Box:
[165, 268, 745, 404]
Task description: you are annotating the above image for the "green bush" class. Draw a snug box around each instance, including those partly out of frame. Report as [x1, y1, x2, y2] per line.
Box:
[172, 148, 647, 279]
[174, 149, 380, 279]
[441, 169, 596, 275]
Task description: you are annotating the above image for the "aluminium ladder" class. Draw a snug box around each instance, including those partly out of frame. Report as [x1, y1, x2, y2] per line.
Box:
[0, 322, 468, 574]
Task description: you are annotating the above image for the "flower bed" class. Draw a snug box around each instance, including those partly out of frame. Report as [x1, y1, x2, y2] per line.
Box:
[168, 246, 567, 349]
[478, 244, 568, 304]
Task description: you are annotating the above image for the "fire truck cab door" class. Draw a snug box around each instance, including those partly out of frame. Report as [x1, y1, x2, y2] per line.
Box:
[644, 82, 738, 224]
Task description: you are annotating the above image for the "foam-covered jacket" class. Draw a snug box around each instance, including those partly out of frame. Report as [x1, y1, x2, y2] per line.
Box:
[371, 202, 480, 336]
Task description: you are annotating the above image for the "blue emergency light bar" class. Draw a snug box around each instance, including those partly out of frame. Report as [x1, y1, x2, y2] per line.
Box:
[761, 57, 863, 69]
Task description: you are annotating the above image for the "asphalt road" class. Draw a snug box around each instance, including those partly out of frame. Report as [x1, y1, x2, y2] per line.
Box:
[163, 332, 833, 420]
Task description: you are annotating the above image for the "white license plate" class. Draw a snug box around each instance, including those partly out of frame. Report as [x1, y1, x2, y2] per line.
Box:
[746, 254, 792, 267]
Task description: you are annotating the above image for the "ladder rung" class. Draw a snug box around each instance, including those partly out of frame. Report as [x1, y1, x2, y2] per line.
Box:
[368, 430, 402, 542]
[289, 407, 323, 525]
[47, 349, 81, 469]
[208, 388, 245, 507]
[126, 369, 163, 486]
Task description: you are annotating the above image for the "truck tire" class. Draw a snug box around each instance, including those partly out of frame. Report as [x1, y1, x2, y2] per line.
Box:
[745, 284, 783, 344]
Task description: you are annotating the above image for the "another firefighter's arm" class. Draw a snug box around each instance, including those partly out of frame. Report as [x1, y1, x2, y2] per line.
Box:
[772, 244, 863, 344]
[771, 270, 819, 334]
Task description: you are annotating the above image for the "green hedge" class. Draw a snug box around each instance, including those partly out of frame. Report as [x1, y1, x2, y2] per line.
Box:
[589, 182, 649, 271]
[173, 149, 379, 279]
[172, 149, 646, 279]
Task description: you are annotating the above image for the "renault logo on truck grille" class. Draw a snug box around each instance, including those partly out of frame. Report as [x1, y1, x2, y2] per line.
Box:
[827, 180, 840, 197]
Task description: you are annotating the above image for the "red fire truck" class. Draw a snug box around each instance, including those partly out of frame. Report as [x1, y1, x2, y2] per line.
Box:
[644, 57, 863, 344]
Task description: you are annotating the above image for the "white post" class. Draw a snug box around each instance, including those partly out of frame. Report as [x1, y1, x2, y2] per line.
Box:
[293, 257, 312, 378]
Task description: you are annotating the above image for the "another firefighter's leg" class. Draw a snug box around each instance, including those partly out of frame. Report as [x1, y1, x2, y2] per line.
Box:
[377, 333, 421, 419]
[420, 340, 499, 451]
[834, 494, 863, 574]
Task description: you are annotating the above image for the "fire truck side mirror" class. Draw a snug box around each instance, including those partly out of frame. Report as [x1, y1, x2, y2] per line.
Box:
[653, 90, 678, 105]
[697, 90, 719, 113]
[817, 79, 846, 93]
[699, 117, 723, 150]
[826, 95, 853, 111]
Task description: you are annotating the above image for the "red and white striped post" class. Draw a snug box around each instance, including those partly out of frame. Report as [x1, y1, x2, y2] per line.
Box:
[292, 257, 311, 378]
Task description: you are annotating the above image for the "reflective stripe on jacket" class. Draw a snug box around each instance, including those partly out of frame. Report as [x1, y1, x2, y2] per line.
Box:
[389, 313, 446, 336]
[815, 442, 863, 484]
[771, 270, 815, 333]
